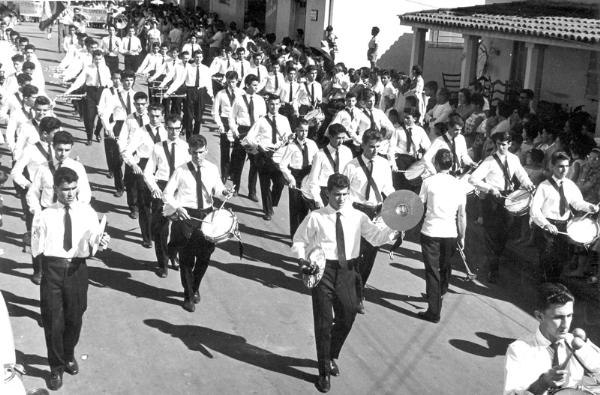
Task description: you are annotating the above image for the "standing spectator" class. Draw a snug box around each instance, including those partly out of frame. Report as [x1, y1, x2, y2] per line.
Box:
[324, 25, 338, 61]
[367, 26, 379, 69]
[57, 3, 73, 53]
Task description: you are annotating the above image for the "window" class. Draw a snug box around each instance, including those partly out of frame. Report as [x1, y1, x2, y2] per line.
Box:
[428, 30, 464, 48]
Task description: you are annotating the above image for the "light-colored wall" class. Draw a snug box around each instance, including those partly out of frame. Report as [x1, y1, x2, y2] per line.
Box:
[209, 0, 246, 27]
[304, 0, 329, 51]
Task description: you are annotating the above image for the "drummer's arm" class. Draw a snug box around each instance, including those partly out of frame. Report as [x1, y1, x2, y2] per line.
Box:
[568, 182, 599, 213]
[278, 146, 295, 186]
[159, 67, 176, 88]
[456, 198, 467, 248]
[387, 130, 398, 169]
[165, 69, 185, 95]
[381, 162, 395, 197]
[212, 93, 224, 131]
[162, 168, 182, 210]
[291, 212, 315, 261]
[64, 69, 87, 95]
[307, 153, 325, 207]
[360, 213, 398, 247]
[529, 185, 551, 230]
[468, 160, 496, 194]
[143, 150, 161, 197]
[514, 161, 534, 191]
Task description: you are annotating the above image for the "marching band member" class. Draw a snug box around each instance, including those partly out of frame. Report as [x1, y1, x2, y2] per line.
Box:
[422, 113, 475, 176]
[209, 46, 233, 92]
[243, 94, 292, 220]
[100, 24, 121, 73]
[306, 123, 353, 208]
[181, 35, 201, 59]
[23, 45, 45, 91]
[418, 149, 466, 323]
[166, 50, 213, 139]
[232, 47, 250, 86]
[469, 131, 534, 283]
[292, 173, 398, 393]
[60, 37, 97, 83]
[61, 24, 79, 55]
[120, 25, 143, 72]
[136, 42, 162, 76]
[5, 84, 39, 157]
[64, 49, 111, 145]
[2, 54, 25, 94]
[163, 135, 233, 312]
[359, 90, 395, 156]
[97, 70, 136, 197]
[228, 74, 265, 200]
[298, 66, 322, 115]
[279, 66, 301, 121]
[148, 46, 177, 86]
[121, 99, 167, 248]
[329, 92, 370, 156]
[31, 166, 110, 391]
[261, 62, 284, 96]
[530, 151, 599, 282]
[279, 119, 319, 237]
[212, 70, 241, 182]
[158, 50, 190, 117]
[144, 114, 190, 278]
[247, 51, 267, 92]
[343, 129, 395, 314]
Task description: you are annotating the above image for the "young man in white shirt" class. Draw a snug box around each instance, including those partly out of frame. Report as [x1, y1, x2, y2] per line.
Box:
[212, 70, 241, 182]
[159, 50, 190, 117]
[120, 25, 142, 71]
[359, 90, 395, 156]
[247, 51, 267, 91]
[101, 24, 121, 73]
[504, 283, 600, 395]
[530, 151, 599, 282]
[418, 149, 466, 323]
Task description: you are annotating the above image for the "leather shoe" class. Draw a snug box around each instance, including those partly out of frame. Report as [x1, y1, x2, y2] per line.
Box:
[113, 189, 124, 197]
[129, 210, 138, 219]
[417, 311, 440, 323]
[170, 256, 179, 270]
[182, 299, 195, 312]
[330, 360, 340, 377]
[142, 241, 152, 249]
[95, 135, 101, 142]
[156, 268, 167, 278]
[86, 139, 92, 146]
[31, 272, 42, 285]
[107, 171, 113, 179]
[192, 292, 201, 304]
[315, 374, 331, 393]
[357, 301, 365, 315]
[65, 359, 79, 375]
[48, 369, 63, 390]
[248, 193, 258, 202]
[262, 214, 271, 221]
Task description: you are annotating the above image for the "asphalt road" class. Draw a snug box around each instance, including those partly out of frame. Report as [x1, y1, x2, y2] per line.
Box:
[1, 23, 599, 395]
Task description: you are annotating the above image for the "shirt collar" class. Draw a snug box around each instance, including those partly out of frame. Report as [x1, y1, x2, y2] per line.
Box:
[361, 154, 372, 163]
[535, 327, 553, 348]
[327, 144, 338, 152]
[552, 175, 564, 184]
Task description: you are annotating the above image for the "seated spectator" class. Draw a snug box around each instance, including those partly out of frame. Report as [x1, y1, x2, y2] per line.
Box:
[524, 148, 546, 186]
[463, 93, 486, 147]
[456, 88, 474, 120]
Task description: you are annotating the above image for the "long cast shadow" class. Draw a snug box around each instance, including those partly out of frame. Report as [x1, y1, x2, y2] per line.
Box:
[449, 331, 515, 358]
[15, 350, 47, 380]
[144, 319, 317, 383]
[1, 290, 42, 326]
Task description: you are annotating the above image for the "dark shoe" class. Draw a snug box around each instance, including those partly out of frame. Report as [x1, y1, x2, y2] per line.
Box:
[156, 268, 167, 278]
[31, 272, 42, 285]
[262, 214, 272, 221]
[86, 139, 92, 146]
[192, 291, 201, 304]
[248, 193, 258, 202]
[357, 301, 365, 315]
[129, 210, 138, 219]
[417, 311, 440, 323]
[65, 359, 79, 375]
[48, 369, 63, 391]
[487, 271, 498, 284]
[182, 299, 195, 312]
[170, 256, 179, 271]
[142, 241, 152, 249]
[95, 135, 101, 142]
[330, 360, 340, 377]
[107, 171, 113, 179]
[315, 374, 331, 393]
[113, 189, 124, 197]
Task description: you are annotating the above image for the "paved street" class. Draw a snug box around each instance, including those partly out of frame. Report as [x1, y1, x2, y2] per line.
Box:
[1, 23, 599, 395]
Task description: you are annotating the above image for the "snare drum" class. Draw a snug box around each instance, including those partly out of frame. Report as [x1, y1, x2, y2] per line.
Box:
[201, 208, 239, 244]
[302, 247, 326, 288]
[404, 159, 427, 181]
[566, 216, 600, 247]
[504, 189, 533, 216]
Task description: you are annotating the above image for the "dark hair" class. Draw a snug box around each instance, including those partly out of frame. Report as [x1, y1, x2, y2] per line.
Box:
[437, 87, 450, 102]
[362, 129, 382, 144]
[529, 148, 544, 164]
[471, 93, 484, 109]
[133, 91, 148, 101]
[492, 131, 511, 143]
[188, 135, 207, 149]
[458, 88, 471, 104]
[53, 166, 78, 187]
[53, 131, 74, 146]
[192, 50, 203, 57]
[225, 70, 238, 80]
[11, 54, 24, 63]
[497, 101, 513, 118]
[448, 113, 464, 128]
[148, 104, 164, 114]
[295, 118, 309, 129]
[122, 69, 135, 80]
[39, 117, 62, 134]
[34, 96, 51, 107]
[371, 26, 380, 36]
[111, 70, 122, 78]
[22, 61, 35, 70]
[328, 123, 347, 137]
[534, 283, 574, 312]
[166, 114, 182, 125]
[404, 107, 421, 120]
[345, 92, 356, 100]
[434, 149, 453, 170]
[327, 173, 349, 191]
[424, 80, 438, 93]
[24, 43, 35, 51]
[551, 151, 571, 165]
[266, 93, 280, 103]
[520, 88, 534, 100]
[21, 84, 38, 97]
[411, 65, 422, 76]
[244, 74, 259, 86]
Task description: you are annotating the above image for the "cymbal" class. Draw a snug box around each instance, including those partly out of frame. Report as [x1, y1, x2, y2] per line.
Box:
[381, 190, 424, 231]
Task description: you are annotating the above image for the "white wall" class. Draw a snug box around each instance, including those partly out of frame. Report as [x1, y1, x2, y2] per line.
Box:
[210, 0, 246, 27]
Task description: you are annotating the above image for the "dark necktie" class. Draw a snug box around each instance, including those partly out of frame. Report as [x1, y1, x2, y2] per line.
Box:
[301, 141, 309, 168]
[226, 58, 230, 68]
[365, 159, 374, 200]
[270, 116, 277, 144]
[257, 67, 261, 81]
[96, 67, 102, 87]
[274, 73, 279, 90]
[248, 96, 255, 125]
[241, 62, 244, 78]
[503, 158, 511, 191]
[366, 109, 376, 129]
[169, 143, 175, 176]
[128, 37, 132, 51]
[334, 148, 339, 173]
[109, 37, 113, 52]
[162, 56, 165, 65]
[195, 65, 200, 88]
[310, 83, 315, 104]
[336, 212, 347, 269]
[405, 127, 413, 154]
[288, 82, 293, 103]
[559, 181, 567, 216]
[154, 127, 160, 143]
[194, 165, 204, 209]
[347, 108, 354, 121]
[551, 342, 560, 367]
[449, 137, 458, 171]
[63, 206, 72, 251]
[126, 92, 132, 115]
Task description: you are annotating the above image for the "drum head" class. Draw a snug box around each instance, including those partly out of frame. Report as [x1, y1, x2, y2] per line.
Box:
[381, 190, 424, 231]
[567, 217, 600, 245]
[505, 189, 532, 216]
[404, 160, 426, 181]
[201, 209, 235, 239]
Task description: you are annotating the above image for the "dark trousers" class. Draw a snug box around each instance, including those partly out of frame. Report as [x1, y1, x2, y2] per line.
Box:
[167, 86, 186, 117]
[57, 23, 69, 53]
[219, 117, 231, 181]
[420, 234, 455, 319]
[104, 133, 124, 192]
[123, 164, 138, 211]
[481, 195, 511, 274]
[124, 54, 139, 72]
[229, 132, 257, 196]
[134, 163, 152, 244]
[255, 153, 285, 216]
[184, 87, 206, 138]
[40, 257, 88, 371]
[312, 260, 360, 376]
[104, 55, 119, 74]
[151, 180, 170, 270]
[533, 221, 569, 282]
[84, 86, 104, 141]
[289, 170, 311, 237]
[354, 203, 381, 292]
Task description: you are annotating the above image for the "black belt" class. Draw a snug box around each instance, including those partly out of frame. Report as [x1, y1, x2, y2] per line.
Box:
[184, 207, 213, 219]
[547, 218, 569, 226]
[42, 256, 85, 268]
[325, 258, 359, 270]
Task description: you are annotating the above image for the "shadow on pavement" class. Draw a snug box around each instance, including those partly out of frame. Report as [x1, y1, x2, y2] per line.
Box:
[212, 261, 309, 294]
[15, 350, 48, 380]
[449, 331, 516, 358]
[144, 319, 317, 383]
[2, 289, 42, 326]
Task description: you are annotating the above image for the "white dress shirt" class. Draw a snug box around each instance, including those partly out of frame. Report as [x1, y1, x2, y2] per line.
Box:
[343, 154, 395, 206]
[328, 107, 371, 145]
[137, 53, 165, 75]
[98, 87, 136, 129]
[530, 176, 594, 227]
[298, 80, 323, 107]
[167, 62, 213, 96]
[101, 35, 122, 57]
[123, 124, 168, 166]
[278, 138, 319, 183]
[279, 80, 301, 109]
[212, 86, 243, 128]
[228, 93, 267, 133]
[149, 56, 177, 81]
[31, 201, 101, 259]
[470, 151, 531, 193]
[11, 141, 52, 188]
[163, 160, 227, 211]
[117, 112, 150, 156]
[120, 36, 142, 55]
[209, 56, 233, 76]
[360, 107, 395, 135]
[26, 158, 92, 214]
[504, 329, 600, 395]
[144, 138, 191, 192]
[292, 204, 395, 260]
[388, 124, 431, 159]
[423, 133, 474, 174]
[425, 101, 453, 126]
[232, 59, 251, 82]
[159, 60, 185, 87]
[13, 119, 46, 160]
[5, 105, 31, 155]
[419, 173, 466, 238]
[247, 64, 268, 90]
[262, 71, 284, 95]
[306, 144, 353, 206]
[243, 114, 292, 152]
[66, 63, 112, 93]
[181, 43, 201, 56]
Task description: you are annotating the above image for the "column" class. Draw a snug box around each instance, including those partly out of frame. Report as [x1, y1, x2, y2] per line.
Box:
[460, 35, 479, 88]
[409, 27, 427, 71]
[523, 42, 545, 97]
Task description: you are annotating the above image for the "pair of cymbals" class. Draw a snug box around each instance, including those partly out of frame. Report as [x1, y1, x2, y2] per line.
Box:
[380, 190, 424, 231]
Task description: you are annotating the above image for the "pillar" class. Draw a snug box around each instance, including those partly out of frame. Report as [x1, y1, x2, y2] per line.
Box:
[409, 27, 427, 71]
[460, 35, 479, 88]
[523, 43, 545, 98]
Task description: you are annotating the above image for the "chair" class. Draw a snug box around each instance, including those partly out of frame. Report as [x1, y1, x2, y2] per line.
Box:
[490, 79, 522, 106]
[441, 72, 461, 102]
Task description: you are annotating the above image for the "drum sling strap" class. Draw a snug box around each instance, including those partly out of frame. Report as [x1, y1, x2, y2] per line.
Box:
[162, 141, 175, 176]
[492, 153, 520, 193]
[357, 156, 382, 203]
[34, 142, 54, 172]
[323, 147, 338, 173]
[304, 82, 314, 107]
[442, 134, 459, 173]
[546, 177, 572, 217]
